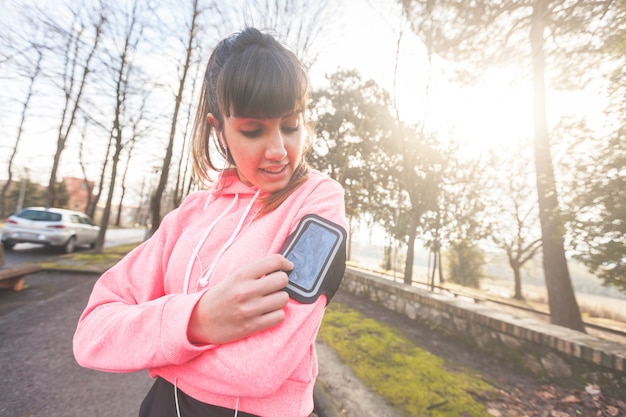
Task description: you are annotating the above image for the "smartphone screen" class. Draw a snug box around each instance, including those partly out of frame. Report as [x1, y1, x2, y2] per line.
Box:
[285, 221, 340, 291]
[280, 214, 346, 303]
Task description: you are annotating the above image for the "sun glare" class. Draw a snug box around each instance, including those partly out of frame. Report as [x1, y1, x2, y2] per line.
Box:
[439, 79, 535, 157]
[315, 3, 536, 160]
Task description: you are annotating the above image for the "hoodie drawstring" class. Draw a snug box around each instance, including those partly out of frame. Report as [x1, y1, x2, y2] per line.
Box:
[198, 188, 261, 288]
[182, 194, 239, 295]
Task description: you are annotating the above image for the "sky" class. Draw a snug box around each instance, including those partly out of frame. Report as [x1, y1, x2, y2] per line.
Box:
[0, 0, 609, 195]
[312, 0, 599, 156]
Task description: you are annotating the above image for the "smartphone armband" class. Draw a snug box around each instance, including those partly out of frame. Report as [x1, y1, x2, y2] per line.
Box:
[280, 214, 347, 304]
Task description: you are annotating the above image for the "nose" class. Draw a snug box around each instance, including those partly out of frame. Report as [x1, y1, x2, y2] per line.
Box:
[265, 130, 287, 161]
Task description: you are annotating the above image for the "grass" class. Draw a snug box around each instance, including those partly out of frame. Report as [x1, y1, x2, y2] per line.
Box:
[38, 242, 141, 273]
[318, 303, 496, 417]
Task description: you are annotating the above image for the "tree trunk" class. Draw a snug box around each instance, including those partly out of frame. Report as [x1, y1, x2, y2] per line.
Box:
[512, 261, 524, 300]
[95, 126, 122, 253]
[1, 52, 41, 218]
[530, 0, 585, 332]
[404, 216, 417, 285]
[149, 0, 199, 236]
[437, 245, 444, 285]
[429, 247, 437, 290]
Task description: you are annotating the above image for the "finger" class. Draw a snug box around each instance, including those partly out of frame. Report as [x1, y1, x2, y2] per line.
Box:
[250, 307, 287, 334]
[231, 254, 292, 284]
[229, 291, 288, 335]
[249, 270, 289, 297]
[252, 254, 294, 276]
[255, 288, 289, 314]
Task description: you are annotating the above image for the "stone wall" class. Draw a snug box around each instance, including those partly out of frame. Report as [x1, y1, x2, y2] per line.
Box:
[341, 266, 626, 398]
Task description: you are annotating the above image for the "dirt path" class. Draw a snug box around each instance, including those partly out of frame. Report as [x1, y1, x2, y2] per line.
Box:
[316, 341, 402, 417]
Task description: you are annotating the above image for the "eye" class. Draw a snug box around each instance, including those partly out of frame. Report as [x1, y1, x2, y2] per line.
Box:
[281, 124, 299, 134]
[241, 129, 263, 138]
[281, 116, 300, 133]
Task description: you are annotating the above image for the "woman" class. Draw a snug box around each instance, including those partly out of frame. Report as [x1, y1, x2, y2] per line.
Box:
[73, 27, 347, 417]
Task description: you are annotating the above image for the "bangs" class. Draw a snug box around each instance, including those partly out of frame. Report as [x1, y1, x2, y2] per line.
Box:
[217, 46, 308, 119]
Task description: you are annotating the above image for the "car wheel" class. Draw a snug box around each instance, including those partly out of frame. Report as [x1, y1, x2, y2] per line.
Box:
[2, 241, 15, 251]
[63, 236, 77, 253]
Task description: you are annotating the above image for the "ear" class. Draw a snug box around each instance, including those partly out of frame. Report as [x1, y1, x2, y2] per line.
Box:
[207, 113, 226, 148]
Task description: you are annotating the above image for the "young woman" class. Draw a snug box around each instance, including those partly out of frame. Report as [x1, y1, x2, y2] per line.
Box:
[73, 27, 347, 417]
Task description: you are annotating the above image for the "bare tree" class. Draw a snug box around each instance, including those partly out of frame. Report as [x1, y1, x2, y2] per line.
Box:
[115, 138, 136, 227]
[93, 0, 150, 253]
[115, 100, 151, 227]
[172, 65, 201, 209]
[232, 0, 338, 68]
[486, 143, 542, 300]
[39, 2, 106, 208]
[149, 0, 219, 235]
[76, 117, 96, 214]
[0, 49, 42, 217]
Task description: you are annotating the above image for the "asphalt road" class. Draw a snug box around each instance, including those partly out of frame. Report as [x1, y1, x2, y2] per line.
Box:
[0, 227, 153, 417]
[2, 228, 147, 266]
[0, 270, 154, 417]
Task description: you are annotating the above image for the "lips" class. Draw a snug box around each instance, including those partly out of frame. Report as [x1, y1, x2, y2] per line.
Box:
[259, 164, 287, 174]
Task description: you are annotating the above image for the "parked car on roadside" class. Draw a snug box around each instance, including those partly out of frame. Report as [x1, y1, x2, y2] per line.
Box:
[1, 207, 100, 253]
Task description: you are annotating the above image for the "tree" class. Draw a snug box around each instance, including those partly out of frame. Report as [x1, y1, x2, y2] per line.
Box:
[567, 3, 626, 292]
[0, 49, 42, 218]
[229, 0, 338, 68]
[486, 143, 542, 300]
[39, 2, 106, 208]
[93, 0, 150, 253]
[149, 0, 212, 235]
[397, 0, 611, 331]
[445, 241, 485, 288]
[5, 179, 68, 212]
[309, 69, 397, 259]
[0, 1, 45, 217]
[432, 152, 491, 289]
[392, 122, 443, 285]
[76, 119, 97, 215]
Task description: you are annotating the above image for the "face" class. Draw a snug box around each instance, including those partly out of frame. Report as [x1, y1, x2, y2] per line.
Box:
[210, 112, 305, 193]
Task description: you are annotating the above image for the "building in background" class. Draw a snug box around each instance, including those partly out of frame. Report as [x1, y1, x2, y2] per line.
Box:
[62, 177, 95, 213]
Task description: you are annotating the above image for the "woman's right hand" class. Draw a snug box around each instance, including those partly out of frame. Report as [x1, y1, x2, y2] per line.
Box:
[187, 254, 293, 345]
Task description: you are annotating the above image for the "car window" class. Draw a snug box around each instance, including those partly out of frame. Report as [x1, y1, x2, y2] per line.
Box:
[17, 210, 62, 222]
[69, 215, 82, 224]
[78, 216, 93, 225]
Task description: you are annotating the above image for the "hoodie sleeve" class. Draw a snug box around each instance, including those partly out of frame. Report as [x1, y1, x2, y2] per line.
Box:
[156, 177, 348, 397]
[73, 193, 215, 372]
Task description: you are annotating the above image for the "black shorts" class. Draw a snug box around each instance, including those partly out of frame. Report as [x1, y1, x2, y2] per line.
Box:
[139, 377, 258, 417]
[139, 377, 319, 417]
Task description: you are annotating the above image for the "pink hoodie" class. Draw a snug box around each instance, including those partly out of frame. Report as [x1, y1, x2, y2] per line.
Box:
[73, 169, 346, 417]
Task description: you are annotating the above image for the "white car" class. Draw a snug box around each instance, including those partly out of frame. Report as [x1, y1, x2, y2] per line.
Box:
[1, 207, 100, 253]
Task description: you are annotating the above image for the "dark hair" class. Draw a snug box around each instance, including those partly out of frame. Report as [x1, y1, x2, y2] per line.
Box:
[191, 27, 311, 212]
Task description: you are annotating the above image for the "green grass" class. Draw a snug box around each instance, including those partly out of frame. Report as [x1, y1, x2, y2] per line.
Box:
[38, 242, 141, 272]
[318, 303, 496, 417]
